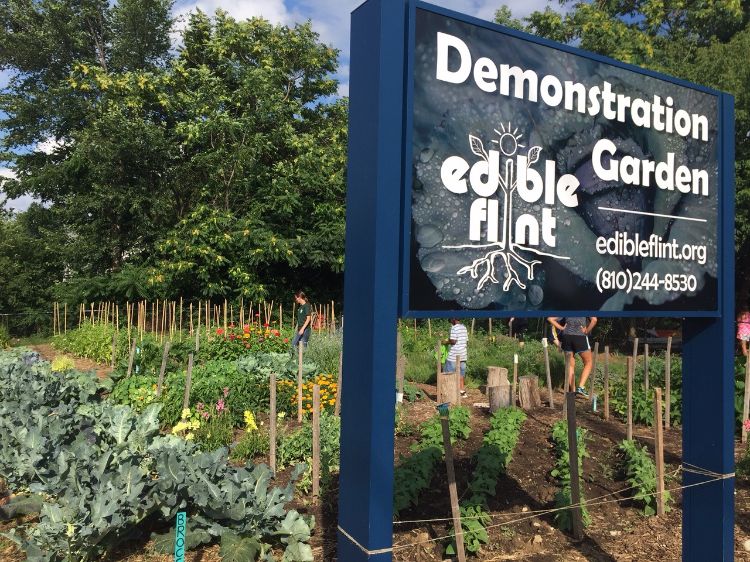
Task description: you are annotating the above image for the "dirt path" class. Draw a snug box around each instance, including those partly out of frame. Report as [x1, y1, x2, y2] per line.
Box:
[30, 343, 111, 380]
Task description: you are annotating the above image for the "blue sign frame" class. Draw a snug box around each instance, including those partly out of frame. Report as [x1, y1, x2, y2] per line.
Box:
[339, 1, 735, 561]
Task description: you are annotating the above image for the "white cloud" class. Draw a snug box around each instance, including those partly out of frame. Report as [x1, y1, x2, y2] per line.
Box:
[35, 137, 64, 155]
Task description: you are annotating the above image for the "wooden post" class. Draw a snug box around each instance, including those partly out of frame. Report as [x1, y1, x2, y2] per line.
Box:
[110, 333, 116, 370]
[743, 352, 750, 444]
[654, 387, 665, 516]
[589, 341, 599, 401]
[183, 353, 194, 410]
[488, 318, 492, 335]
[270, 373, 277, 474]
[644, 343, 650, 391]
[435, 340, 442, 381]
[297, 345, 304, 422]
[604, 346, 610, 421]
[52, 302, 56, 336]
[470, 318, 475, 336]
[455, 354, 462, 405]
[156, 340, 171, 398]
[627, 356, 633, 441]
[439, 412, 466, 562]
[631, 336, 639, 380]
[565, 392, 584, 540]
[396, 333, 405, 403]
[427, 318, 432, 338]
[335, 349, 343, 417]
[64, 303, 67, 334]
[223, 298, 228, 334]
[512, 353, 518, 407]
[665, 337, 672, 429]
[543, 338, 554, 408]
[312, 384, 321, 500]
[126, 339, 137, 377]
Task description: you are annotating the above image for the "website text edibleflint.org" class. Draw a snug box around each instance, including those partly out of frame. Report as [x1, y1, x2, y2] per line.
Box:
[595, 231, 707, 265]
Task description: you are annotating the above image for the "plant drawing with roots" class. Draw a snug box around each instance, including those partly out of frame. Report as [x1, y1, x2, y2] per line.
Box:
[443, 123, 570, 292]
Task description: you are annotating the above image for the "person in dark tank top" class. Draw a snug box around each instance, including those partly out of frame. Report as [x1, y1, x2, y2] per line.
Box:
[547, 317, 597, 398]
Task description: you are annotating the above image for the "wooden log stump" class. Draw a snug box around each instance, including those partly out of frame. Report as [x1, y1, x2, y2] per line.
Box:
[518, 375, 541, 410]
[438, 372, 459, 405]
[487, 366, 502, 388]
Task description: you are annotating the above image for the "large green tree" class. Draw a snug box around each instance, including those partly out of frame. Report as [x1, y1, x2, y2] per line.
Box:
[1, 7, 347, 308]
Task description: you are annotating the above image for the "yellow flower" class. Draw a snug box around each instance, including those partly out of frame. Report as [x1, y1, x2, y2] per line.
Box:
[185, 433, 194, 441]
[181, 408, 191, 420]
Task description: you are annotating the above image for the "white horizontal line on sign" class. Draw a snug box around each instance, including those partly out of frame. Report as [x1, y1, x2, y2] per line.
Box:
[597, 206, 708, 223]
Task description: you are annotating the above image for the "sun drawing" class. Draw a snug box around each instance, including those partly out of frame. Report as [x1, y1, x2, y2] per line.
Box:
[491, 122, 525, 156]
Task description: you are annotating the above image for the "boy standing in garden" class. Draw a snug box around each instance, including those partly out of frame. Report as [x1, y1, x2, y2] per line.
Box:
[443, 318, 468, 397]
[292, 291, 312, 351]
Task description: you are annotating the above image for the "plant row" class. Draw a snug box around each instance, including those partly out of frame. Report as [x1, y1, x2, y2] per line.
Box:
[0, 349, 314, 561]
[618, 439, 672, 516]
[392, 406, 471, 515]
[447, 408, 527, 556]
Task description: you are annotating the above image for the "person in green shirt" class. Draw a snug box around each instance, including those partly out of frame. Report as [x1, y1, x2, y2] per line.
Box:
[292, 290, 312, 351]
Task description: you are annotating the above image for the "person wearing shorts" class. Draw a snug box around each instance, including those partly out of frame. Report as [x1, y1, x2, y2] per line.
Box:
[547, 317, 597, 397]
[443, 318, 468, 397]
[737, 308, 750, 357]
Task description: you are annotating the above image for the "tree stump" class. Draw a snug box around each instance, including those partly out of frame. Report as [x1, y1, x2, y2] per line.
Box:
[438, 371, 459, 404]
[488, 385, 511, 412]
[487, 366, 504, 388]
[518, 375, 542, 410]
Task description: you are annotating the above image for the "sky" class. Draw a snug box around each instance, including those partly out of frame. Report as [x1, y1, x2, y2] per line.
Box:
[2, 0, 555, 212]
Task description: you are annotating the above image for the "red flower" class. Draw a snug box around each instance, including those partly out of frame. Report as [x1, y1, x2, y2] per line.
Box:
[243, 325, 250, 332]
[263, 322, 270, 327]
[229, 334, 236, 340]
[284, 338, 289, 343]
[256, 313, 260, 316]
[273, 329, 280, 336]
[216, 328, 224, 335]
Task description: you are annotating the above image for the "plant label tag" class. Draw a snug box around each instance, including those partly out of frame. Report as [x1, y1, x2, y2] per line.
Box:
[174, 511, 187, 562]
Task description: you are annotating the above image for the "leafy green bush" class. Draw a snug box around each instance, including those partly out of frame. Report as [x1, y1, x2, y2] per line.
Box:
[0, 349, 314, 561]
[50, 355, 75, 373]
[618, 439, 671, 515]
[278, 413, 341, 493]
[0, 325, 9, 349]
[52, 323, 116, 363]
[302, 331, 342, 375]
[230, 430, 270, 463]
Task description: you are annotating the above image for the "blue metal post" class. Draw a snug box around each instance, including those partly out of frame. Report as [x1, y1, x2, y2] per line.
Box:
[682, 93, 735, 561]
[338, 1, 407, 560]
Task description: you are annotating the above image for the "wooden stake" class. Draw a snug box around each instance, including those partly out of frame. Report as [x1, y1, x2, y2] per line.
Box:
[488, 318, 492, 335]
[270, 373, 277, 474]
[127, 339, 137, 377]
[604, 346, 610, 421]
[183, 353, 194, 410]
[631, 336, 639, 377]
[427, 318, 432, 338]
[644, 343, 650, 391]
[665, 337, 672, 429]
[565, 392, 584, 540]
[455, 354, 462, 406]
[157, 340, 171, 398]
[312, 384, 321, 500]
[297, 345, 304, 423]
[435, 341, 442, 382]
[110, 333, 116, 370]
[543, 338, 554, 408]
[64, 303, 67, 334]
[512, 354, 518, 406]
[589, 341, 599, 401]
[470, 318, 475, 336]
[52, 302, 56, 336]
[335, 349, 343, 417]
[179, 298, 183, 341]
[223, 299, 227, 334]
[440, 412, 466, 562]
[627, 356, 633, 441]
[654, 387, 665, 516]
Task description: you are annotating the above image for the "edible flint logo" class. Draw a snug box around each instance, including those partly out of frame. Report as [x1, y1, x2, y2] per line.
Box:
[439, 122, 579, 292]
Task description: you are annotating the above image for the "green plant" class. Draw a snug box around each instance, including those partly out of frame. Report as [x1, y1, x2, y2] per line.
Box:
[0, 348, 314, 561]
[52, 323, 116, 363]
[50, 355, 75, 373]
[278, 413, 341, 494]
[0, 325, 9, 349]
[110, 374, 159, 413]
[231, 430, 270, 462]
[403, 380, 424, 402]
[550, 421, 591, 532]
[618, 439, 672, 515]
[447, 408, 526, 555]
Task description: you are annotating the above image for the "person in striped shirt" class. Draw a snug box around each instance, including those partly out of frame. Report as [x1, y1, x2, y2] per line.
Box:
[443, 318, 469, 397]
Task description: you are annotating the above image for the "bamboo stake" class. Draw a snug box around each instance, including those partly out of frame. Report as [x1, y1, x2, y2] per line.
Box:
[654, 387, 665, 516]
[644, 343, 650, 391]
[428, 318, 432, 338]
[224, 299, 228, 333]
[512, 353, 518, 406]
[589, 341, 599, 401]
[270, 373, 277, 474]
[180, 298, 184, 341]
[312, 384, 321, 500]
[110, 333, 116, 370]
[52, 302, 56, 336]
[665, 337, 672, 429]
[127, 340, 137, 377]
[64, 303, 67, 334]
[488, 318, 492, 335]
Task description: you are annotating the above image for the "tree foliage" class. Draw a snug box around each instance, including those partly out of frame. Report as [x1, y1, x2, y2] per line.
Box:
[1, 4, 346, 315]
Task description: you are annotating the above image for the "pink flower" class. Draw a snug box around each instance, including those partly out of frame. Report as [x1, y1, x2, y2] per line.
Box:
[202, 411, 210, 420]
[216, 399, 225, 412]
[744, 419, 750, 432]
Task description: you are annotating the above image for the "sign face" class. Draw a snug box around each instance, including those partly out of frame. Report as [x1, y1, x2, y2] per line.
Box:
[404, 5, 720, 315]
